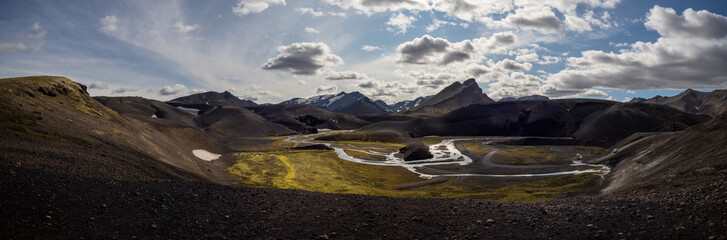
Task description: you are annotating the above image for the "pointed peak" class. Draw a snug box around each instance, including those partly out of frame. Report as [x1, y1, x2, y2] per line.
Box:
[463, 78, 477, 86]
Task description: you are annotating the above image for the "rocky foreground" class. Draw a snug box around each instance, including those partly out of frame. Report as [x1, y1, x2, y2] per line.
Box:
[2, 166, 725, 239]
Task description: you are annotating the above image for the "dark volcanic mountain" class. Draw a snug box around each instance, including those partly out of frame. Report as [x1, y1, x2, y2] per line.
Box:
[499, 95, 549, 102]
[281, 91, 392, 115]
[362, 99, 708, 146]
[0, 76, 231, 182]
[166, 91, 257, 114]
[247, 104, 370, 133]
[390, 95, 431, 112]
[639, 89, 727, 117]
[404, 78, 494, 116]
[195, 106, 296, 137]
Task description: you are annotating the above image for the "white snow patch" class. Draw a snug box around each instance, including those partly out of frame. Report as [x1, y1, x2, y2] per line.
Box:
[193, 149, 221, 161]
[151, 114, 158, 118]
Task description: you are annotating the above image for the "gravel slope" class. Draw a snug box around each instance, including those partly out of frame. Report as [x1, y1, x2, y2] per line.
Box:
[2, 166, 725, 239]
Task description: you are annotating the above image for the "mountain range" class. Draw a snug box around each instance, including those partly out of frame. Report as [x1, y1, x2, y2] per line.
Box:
[2, 75, 725, 239]
[629, 88, 727, 117]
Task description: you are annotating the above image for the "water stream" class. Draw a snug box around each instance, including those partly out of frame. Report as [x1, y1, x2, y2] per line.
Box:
[285, 133, 610, 179]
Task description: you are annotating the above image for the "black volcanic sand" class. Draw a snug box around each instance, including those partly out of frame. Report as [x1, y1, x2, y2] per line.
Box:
[2, 166, 726, 239]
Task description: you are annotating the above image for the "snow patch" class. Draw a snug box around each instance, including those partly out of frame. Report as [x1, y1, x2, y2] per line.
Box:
[193, 149, 221, 161]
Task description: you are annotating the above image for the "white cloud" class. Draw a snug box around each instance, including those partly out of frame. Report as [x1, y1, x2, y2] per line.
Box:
[324, 70, 368, 80]
[173, 22, 199, 33]
[386, 13, 417, 34]
[407, 70, 456, 88]
[296, 8, 346, 17]
[426, 18, 458, 32]
[159, 84, 188, 95]
[315, 85, 338, 94]
[99, 15, 118, 33]
[515, 52, 539, 62]
[564, 14, 592, 32]
[88, 82, 109, 90]
[396, 32, 517, 66]
[0, 22, 45, 53]
[304, 27, 319, 34]
[493, 58, 533, 72]
[262, 42, 344, 75]
[538, 55, 561, 65]
[547, 6, 727, 90]
[232, 0, 286, 16]
[361, 45, 382, 51]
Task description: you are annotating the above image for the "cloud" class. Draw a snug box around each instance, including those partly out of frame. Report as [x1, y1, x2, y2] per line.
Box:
[99, 15, 118, 33]
[361, 45, 382, 51]
[173, 22, 199, 33]
[232, 0, 286, 16]
[304, 27, 319, 34]
[466, 64, 490, 77]
[407, 70, 456, 88]
[498, 6, 563, 34]
[426, 18, 459, 32]
[396, 35, 476, 65]
[0, 42, 42, 53]
[324, 70, 368, 80]
[564, 14, 592, 32]
[262, 42, 343, 75]
[159, 84, 188, 95]
[386, 13, 417, 34]
[112, 87, 142, 94]
[515, 52, 539, 62]
[323, 0, 429, 13]
[538, 55, 561, 65]
[315, 85, 338, 94]
[296, 8, 346, 17]
[493, 58, 532, 72]
[488, 72, 543, 99]
[0, 22, 46, 53]
[472, 31, 517, 55]
[547, 6, 727, 90]
[88, 82, 109, 90]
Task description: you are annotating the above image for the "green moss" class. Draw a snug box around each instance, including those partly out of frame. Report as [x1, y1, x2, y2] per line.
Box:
[459, 142, 490, 159]
[575, 146, 606, 155]
[492, 146, 560, 165]
[228, 144, 602, 201]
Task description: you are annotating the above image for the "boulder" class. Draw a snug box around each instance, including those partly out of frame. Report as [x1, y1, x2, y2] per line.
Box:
[399, 142, 433, 161]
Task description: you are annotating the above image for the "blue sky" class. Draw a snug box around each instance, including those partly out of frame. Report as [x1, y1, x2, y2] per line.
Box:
[1, 0, 726, 104]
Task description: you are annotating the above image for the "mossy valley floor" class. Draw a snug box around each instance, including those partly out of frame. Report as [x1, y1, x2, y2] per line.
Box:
[228, 136, 604, 202]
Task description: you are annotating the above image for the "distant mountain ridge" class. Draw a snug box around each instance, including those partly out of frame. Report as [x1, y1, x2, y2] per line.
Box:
[634, 89, 727, 117]
[280, 91, 393, 115]
[499, 95, 549, 102]
[166, 91, 257, 114]
[390, 96, 431, 112]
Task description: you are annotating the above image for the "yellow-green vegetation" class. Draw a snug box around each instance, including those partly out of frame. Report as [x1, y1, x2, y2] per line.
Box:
[343, 149, 388, 161]
[493, 146, 561, 165]
[228, 138, 602, 201]
[458, 142, 491, 159]
[575, 146, 606, 155]
[0, 76, 121, 121]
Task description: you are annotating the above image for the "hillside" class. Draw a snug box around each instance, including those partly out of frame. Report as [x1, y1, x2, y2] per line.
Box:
[597, 111, 727, 195]
[166, 91, 257, 114]
[195, 106, 296, 137]
[639, 89, 727, 117]
[0, 76, 231, 182]
[362, 99, 708, 146]
[404, 78, 494, 116]
[246, 104, 370, 133]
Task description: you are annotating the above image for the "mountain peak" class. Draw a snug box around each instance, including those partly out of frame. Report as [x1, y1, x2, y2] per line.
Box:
[463, 78, 477, 86]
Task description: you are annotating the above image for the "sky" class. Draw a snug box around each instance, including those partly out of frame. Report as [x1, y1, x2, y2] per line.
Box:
[1, 0, 726, 104]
